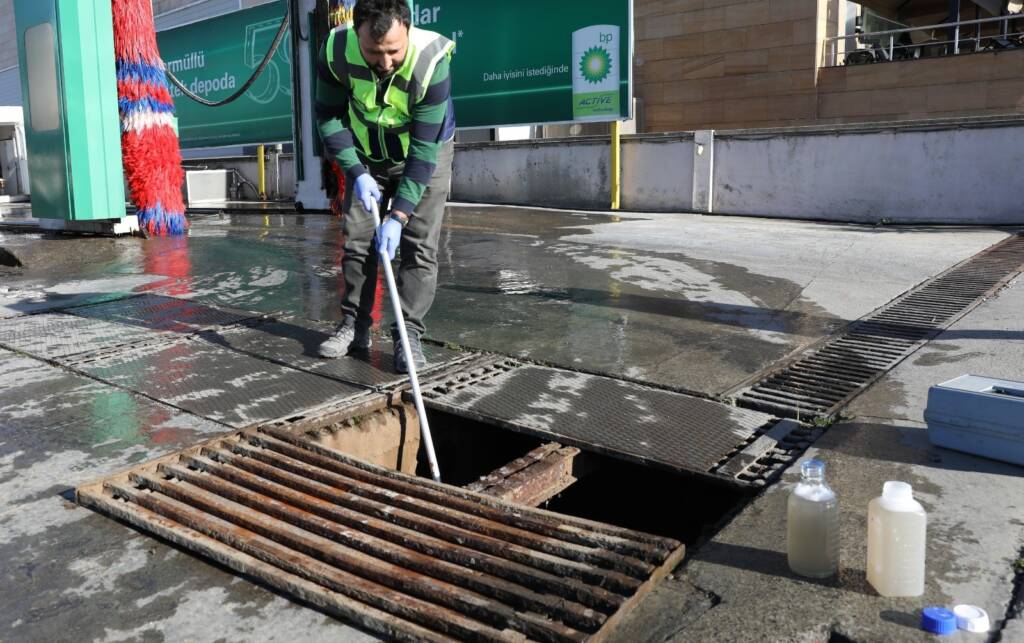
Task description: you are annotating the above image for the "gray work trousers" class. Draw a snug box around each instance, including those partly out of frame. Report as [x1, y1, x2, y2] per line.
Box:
[339, 138, 454, 337]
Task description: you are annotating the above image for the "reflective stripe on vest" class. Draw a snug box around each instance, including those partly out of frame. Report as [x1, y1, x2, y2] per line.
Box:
[326, 25, 453, 163]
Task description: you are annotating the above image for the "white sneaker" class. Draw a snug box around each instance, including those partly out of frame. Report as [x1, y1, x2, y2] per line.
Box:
[318, 322, 371, 358]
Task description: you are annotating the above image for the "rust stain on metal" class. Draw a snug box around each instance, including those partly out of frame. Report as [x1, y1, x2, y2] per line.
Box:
[77, 423, 684, 642]
[468, 442, 581, 507]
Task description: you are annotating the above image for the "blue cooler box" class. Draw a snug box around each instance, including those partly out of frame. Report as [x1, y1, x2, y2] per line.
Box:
[924, 375, 1024, 467]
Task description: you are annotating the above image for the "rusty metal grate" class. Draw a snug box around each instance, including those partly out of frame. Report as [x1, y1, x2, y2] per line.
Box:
[735, 234, 1024, 419]
[78, 426, 684, 642]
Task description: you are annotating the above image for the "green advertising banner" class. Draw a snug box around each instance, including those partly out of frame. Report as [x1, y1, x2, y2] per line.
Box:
[424, 1, 633, 127]
[157, 1, 630, 147]
[157, 1, 293, 148]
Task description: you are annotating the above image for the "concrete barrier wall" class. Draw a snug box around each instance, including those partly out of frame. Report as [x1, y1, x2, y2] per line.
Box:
[449, 117, 1024, 224]
[713, 121, 1024, 224]
[621, 136, 694, 212]
[181, 117, 1023, 224]
[453, 134, 696, 213]
[453, 139, 610, 210]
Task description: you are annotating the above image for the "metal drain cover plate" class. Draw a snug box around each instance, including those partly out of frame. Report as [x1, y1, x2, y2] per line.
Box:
[423, 362, 777, 478]
[201, 316, 469, 389]
[77, 427, 685, 641]
[71, 339, 366, 427]
[68, 294, 255, 333]
[0, 312, 168, 360]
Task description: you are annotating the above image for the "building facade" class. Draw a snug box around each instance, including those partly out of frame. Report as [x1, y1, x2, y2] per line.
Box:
[634, 0, 1024, 130]
[0, 0, 1021, 132]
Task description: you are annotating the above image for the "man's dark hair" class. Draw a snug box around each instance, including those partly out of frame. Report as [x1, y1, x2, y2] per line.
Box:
[353, 0, 412, 40]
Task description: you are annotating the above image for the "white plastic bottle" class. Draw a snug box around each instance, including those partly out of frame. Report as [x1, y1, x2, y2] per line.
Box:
[787, 459, 839, 578]
[866, 481, 927, 597]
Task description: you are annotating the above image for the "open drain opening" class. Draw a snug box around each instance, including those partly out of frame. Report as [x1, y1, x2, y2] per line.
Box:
[418, 408, 751, 546]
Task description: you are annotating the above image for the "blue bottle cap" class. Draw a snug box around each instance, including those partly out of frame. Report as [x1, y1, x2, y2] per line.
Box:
[921, 606, 957, 635]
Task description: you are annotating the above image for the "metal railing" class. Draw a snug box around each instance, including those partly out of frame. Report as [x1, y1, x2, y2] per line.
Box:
[822, 14, 1024, 67]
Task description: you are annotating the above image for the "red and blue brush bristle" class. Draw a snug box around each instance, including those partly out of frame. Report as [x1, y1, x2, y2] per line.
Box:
[112, 0, 188, 236]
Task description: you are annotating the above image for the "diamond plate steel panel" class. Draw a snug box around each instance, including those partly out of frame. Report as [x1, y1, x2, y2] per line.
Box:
[0, 349, 227, 454]
[0, 276, 162, 319]
[68, 294, 255, 333]
[0, 312, 168, 359]
[72, 339, 366, 428]
[424, 362, 776, 476]
[200, 316, 469, 389]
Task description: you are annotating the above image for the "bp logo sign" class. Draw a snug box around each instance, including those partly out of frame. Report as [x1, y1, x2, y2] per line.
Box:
[579, 46, 612, 84]
[572, 26, 620, 120]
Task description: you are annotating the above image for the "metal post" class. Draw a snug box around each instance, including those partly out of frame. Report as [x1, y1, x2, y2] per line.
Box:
[949, 0, 961, 54]
[610, 120, 621, 211]
[889, 34, 894, 60]
[370, 200, 443, 483]
[273, 143, 282, 199]
[257, 144, 266, 200]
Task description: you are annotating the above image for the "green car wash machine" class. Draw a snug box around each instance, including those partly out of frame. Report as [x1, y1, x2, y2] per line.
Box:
[13, 0, 138, 234]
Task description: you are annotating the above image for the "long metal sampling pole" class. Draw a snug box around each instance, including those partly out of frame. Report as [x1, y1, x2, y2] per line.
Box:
[372, 200, 442, 482]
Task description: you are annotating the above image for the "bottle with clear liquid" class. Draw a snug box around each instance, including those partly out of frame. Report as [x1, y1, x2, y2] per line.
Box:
[867, 481, 927, 597]
[787, 459, 840, 578]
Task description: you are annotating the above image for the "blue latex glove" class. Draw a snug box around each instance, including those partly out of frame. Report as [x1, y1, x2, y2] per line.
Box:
[376, 216, 403, 260]
[353, 173, 381, 213]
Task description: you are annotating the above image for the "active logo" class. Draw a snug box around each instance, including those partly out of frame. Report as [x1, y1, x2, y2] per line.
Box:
[571, 26, 620, 121]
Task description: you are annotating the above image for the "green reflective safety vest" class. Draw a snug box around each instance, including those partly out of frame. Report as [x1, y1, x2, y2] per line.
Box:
[326, 25, 454, 164]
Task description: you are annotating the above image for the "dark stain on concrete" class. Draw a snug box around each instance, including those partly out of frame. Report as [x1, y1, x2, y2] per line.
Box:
[913, 349, 986, 367]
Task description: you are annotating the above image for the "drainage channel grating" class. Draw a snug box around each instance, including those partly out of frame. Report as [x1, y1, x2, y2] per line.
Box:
[78, 427, 685, 642]
[735, 234, 1024, 419]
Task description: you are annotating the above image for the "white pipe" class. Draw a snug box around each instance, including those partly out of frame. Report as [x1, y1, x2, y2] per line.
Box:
[372, 201, 442, 483]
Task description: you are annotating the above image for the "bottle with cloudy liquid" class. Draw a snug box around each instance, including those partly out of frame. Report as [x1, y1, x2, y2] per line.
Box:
[787, 459, 840, 578]
[867, 481, 927, 597]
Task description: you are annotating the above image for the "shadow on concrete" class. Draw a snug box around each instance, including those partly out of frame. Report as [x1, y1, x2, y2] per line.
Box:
[0, 247, 23, 267]
[198, 320, 330, 360]
[442, 283, 838, 336]
[931, 329, 1024, 341]
[822, 420, 1024, 477]
[695, 542, 876, 596]
[2, 291, 127, 317]
[879, 609, 921, 631]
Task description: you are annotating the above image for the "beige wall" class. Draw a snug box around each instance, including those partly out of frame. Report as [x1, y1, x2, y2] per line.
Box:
[635, 0, 1024, 132]
[818, 50, 1024, 122]
[634, 0, 825, 131]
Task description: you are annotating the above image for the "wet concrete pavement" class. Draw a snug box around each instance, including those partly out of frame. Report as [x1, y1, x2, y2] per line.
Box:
[5, 206, 1008, 393]
[1, 205, 1022, 641]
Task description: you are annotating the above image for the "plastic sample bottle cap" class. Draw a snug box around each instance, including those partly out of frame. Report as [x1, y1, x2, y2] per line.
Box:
[883, 480, 913, 501]
[953, 605, 990, 633]
[920, 606, 957, 635]
[801, 459, 825, 479]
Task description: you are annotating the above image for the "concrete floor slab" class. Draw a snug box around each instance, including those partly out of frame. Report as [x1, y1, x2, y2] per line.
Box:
[430, 207, 1009, 395]
[2, 210, 1013, 398]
